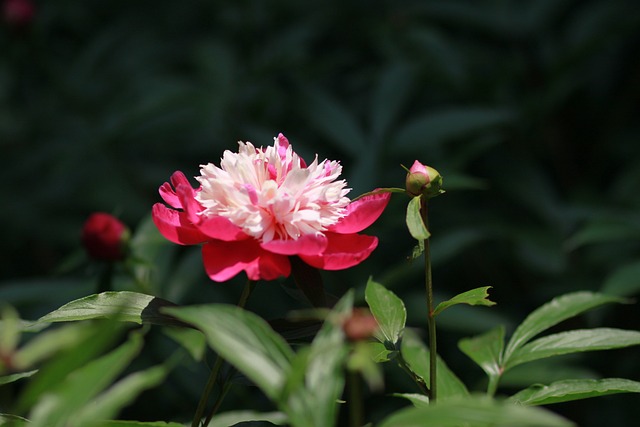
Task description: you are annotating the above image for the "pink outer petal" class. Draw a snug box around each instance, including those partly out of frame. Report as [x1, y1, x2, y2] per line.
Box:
[174, 184, 248, 242]
[328, 191, 391, 234]
[202, 240, 291, 282]
[151, 203, 208, 245]
[299, 232, 378, 270]
[159, 171, 193, 208]
[260, 233, 328, 256]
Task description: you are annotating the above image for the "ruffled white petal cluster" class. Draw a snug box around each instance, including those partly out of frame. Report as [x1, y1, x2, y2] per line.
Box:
[195, 136, 351, 243]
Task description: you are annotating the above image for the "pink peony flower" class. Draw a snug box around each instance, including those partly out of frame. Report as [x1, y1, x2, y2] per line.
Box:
[152, 133, 390, 282]
[81, 212, 129, 261]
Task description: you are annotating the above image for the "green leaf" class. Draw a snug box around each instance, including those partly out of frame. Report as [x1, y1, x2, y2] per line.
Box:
[28, 332, 144, 427]
[164, 305, 293, 400]
[509, 378, 640, 406]
[406, 196, 430, 241]
[17, 321, 126, 412]
[13, 322, 95, 370]
[506, 328, 640, 369]
[162, 327, 206, 361]
[378, 396, 572, 427]
[0, 370, 37, 386]
[391, 393, 430, 408]
[433, 286, 496, 316]
[73, 365, 169, 426]
[503, 292, 627, 364]
[458, 326, 505, 383]
[365, 278, 406, 345]
[282, 292, 352, 427]
[0, 413, 30, 425]
[401, 329, 469, 401]
[0, 306, 20, 356]
[38, 292, 181, 326]
[206, 411, 287, 427]
[96, 422, 185, 427]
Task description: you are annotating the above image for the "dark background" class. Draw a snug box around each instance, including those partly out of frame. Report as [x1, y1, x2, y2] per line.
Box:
[2, 0, 639, 425]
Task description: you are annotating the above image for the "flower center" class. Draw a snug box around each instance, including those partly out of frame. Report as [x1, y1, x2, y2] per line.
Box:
[194, 136, 351, 243]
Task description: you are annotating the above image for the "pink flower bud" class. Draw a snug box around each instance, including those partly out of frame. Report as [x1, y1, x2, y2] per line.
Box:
[342, 308, 379, 342]
[405, 160, 443, 198]
[81, 213, 129, 261]
[2, 0, 35, 27]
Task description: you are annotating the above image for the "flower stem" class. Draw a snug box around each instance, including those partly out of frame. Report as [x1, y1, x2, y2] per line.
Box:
[191, 279, 256, 427]
[421, 198, 437, 402]
[348, 370, 363, 427]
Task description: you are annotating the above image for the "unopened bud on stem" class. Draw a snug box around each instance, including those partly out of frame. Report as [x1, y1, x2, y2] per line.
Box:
[405, 160, 443, 199]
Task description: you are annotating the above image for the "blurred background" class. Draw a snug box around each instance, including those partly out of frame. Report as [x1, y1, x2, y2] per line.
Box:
[1, 0, 639, 425]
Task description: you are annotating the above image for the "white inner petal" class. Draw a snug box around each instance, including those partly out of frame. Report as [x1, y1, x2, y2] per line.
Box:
[195, 137, 350, 242]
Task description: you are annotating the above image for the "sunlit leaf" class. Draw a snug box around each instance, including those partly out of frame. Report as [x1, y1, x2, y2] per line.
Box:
[503, 292, 627, 364]
[506, 328, 640, 369]
[458, 326, 504, 382]
[509, 378, 640, 406]
[433, 286, 496, 316]
[379, 396, 572, 427]
[391, 393, 430, 408]
[38, 292, 181, 326]
[73, 365, 169, 426]
[0, 370, 37, 386]
[165, 305, 293, 400]
[406, 196, 430, 241]
[365, 278, 406, 345]
[401, 329, 468, 401]
[206, 411, 287, 427]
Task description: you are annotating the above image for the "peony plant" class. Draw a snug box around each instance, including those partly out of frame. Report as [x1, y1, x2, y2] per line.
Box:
[1, 135, 639, 427]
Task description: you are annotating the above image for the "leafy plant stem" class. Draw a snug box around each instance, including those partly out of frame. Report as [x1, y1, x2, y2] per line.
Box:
[422, 197, 437, 401]
[203, 368, 236, 426]
[191, 279, 257, 427]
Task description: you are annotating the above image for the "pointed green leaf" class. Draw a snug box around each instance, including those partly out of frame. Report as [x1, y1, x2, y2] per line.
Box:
[0, 370, 37, 386]
[458, 325, 504, 381]
[433, 286, 496, 316]
[28, 332, 144, 427]
[506, 328, 640, 369]
[379, 396, 572, 427]
[38, 292, 181, 326]
[406, 196, 430, 241]
[0, 414, 29, 425]
[0, 306, 21, 356]
[283, 292, 352, 427]
[503, 292, 627, 363]
[96, 422, 185, 427]
[401, 329, 469, 401]
[17, 321, 126, 412]
[365, 278, 406, 345]
[165, 305, 293, 400]
[391, 393, 430, 408]
[206, 411, 287, 427]
[509, 378, 640, 406]
[162, 327, 206, 361]
[73, 365, 168, 426]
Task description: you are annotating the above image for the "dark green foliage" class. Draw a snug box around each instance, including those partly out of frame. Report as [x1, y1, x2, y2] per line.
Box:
[2, 0, 639, 425]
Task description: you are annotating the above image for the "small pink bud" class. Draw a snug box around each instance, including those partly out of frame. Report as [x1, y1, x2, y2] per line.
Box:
[81, 213, 129, 261]
[406, 160, 443, 198]
[342, 309, 379, 342]
[2, 0, 35, 27]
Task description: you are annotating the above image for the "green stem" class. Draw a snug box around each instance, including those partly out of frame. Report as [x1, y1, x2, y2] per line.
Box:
[348, 370, 363, 427]
[191, 279, 256, 427]
[97, 262, 114, 294]
[422, 198, 437, 402]
[487, 372, 502, 397]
